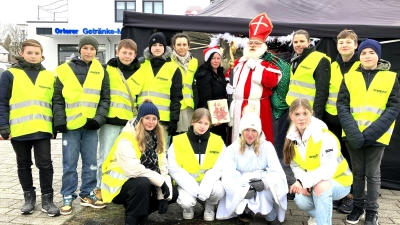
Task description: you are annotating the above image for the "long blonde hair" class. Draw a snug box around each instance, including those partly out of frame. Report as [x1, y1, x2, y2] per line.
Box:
[239, 132, 261, 156]
[283, 98, 313, 165]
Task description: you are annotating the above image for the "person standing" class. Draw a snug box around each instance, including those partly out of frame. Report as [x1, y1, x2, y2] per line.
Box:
[95, 39, 141, 200]
[171, 33, 198, 134]
[337, 39, 400, 225]
[0, 39, 60, 216]
[326, 29, 360, 214]
[53, 35, 110, 215]
[284, 98, 352, 225]
[195, 46, 228, 142]
[226, 12, 281, 143]
[168, 108, 226, 221]
[102, 99, 178, 225]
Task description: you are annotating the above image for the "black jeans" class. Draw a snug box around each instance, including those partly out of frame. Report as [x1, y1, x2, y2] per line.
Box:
[113, 177, 178, 224]
[11, 138, 54, 194]
[346, 143, 384, 211]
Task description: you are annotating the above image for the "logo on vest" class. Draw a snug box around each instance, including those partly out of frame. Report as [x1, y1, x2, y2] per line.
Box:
[39, 85, 52, 90]
[129, 77, 140, 85]
[209, 150, 220, 154]
[157, 77, 168, 81]
[373, 89, 387, 94]
[300, 65, 311, 70]
[90, 71, 100, 75]
[309, 153, 318, 159]
[325, 149, 334, 159]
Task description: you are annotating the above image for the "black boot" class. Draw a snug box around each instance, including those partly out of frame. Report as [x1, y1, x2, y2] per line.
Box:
[41, 193, 60, 217]
[21, 190, 36, 214]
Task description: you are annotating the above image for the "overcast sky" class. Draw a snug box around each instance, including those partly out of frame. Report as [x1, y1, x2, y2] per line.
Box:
[1, 0, 50, 24]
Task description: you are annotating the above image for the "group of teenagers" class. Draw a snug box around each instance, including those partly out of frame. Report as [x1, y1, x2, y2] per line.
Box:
[0, 12, 399, 225]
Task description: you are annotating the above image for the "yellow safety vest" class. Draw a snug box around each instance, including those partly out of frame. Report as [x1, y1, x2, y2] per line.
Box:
[173, 58, 197, 110]
[137, 60, 178, 121]
[293, 129, 353, 186]
[326, 61, 360, 115]
[286, 51, 331, 107]
[101, 131, 164, 203]
[55, 59, 104, 130]
[343, 71, 396, 145]
[173, 133, 224, 183]
[106, 65, 137, 120]
[8, 68, 54, 137]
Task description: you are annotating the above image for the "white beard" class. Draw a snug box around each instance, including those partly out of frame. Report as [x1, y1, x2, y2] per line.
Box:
[243, 43, 268, 59]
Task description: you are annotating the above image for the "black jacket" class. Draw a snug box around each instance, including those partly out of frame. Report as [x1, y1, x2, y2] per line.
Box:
[291, 47, 331, 119]
[335, 51, 359, 75]
[337, 59, 400, 149]
[53, 56, 110, 129]
[0, 57, 52, 140]
[105, 57, 141, 126]
[143, 47, 183, 123]
[194, 63, 226, 109]
[186, 126, 210, 156]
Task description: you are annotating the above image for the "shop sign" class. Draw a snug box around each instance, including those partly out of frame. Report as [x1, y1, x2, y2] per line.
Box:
[54, 28, 122, 35]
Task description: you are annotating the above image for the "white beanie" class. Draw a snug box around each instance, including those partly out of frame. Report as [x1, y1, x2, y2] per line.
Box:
[239, 112, 262, 134]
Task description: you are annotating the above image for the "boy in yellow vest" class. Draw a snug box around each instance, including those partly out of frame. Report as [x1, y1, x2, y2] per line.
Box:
[0, 39, 60, 217]
[337, 39, 400, 225]
[53, 35, 110, 215]
[95, 39, 141, 200]
[325, 29, 360, 214]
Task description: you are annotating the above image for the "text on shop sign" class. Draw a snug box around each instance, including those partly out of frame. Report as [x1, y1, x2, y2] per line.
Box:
[54, 28, 122, 35]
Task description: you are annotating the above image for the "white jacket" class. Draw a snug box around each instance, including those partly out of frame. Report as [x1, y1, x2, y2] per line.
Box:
[286, 116, 340, 189]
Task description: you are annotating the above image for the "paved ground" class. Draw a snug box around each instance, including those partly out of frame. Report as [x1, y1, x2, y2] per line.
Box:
[1, 137, 400, 224]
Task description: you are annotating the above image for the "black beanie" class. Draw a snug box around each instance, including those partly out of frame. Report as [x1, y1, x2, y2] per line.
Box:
[358, 39, 381, 59]
[148, 32, 167, 49]
[136, 100, 160, 122]
[78, 36, 99, 54]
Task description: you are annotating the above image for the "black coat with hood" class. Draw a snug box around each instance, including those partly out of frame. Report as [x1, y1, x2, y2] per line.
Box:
[142, 46, 183, 124]
[0, 57, 53, 141]
[291, 47, 331, 119]
[105, 57, 141, 126]
[337, 59, 400, 149]
[53, 56, 110, 129]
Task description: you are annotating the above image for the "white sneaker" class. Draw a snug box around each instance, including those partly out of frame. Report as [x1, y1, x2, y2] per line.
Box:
[308, 217, 317, 225]
[203, 202, 215, 221]
[183, 207, 194, 219]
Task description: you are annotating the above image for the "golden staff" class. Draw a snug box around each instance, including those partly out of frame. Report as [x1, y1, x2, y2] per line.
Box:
[228, 40, 237, 106]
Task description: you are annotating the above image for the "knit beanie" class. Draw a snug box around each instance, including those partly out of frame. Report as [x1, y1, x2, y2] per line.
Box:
[78, 36, 99, 54]
[239, 112, 262, 135]
[148, 32, 167, 49]
[358, 39, 381, 59]
[136, 100, 160, 121]
[203, 46, 221, 62]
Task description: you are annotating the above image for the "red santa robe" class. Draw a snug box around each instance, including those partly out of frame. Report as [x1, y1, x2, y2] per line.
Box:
[227, 56, 281, 143]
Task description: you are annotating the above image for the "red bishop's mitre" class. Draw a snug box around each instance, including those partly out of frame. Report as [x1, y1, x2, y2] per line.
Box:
[249, 12, 273, 41]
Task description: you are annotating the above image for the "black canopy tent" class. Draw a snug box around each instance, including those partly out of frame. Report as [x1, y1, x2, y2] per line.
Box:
[122, 0, 400, 190]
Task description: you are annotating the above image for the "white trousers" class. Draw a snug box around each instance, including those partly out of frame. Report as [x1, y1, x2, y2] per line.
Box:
[177, 180, 225, 209]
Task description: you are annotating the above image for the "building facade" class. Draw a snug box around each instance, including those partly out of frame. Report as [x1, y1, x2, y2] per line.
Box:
[26, 0, 210, 70]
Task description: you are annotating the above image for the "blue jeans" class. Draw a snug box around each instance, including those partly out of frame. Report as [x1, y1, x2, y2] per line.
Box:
[294, 179, 350, 225]
[97, 124, 124, 188]
[60, 128, 98, 198]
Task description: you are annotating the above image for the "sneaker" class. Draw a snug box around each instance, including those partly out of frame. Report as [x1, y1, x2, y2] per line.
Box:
[267, 219, 282, 225]
[183, 207, 194, 219]
[60, 195, 74, 215]
[338, 194, 354, 214]
[203, 202, 215, 221]
[365, 211, 378, 225]
[346, 206, 365, 224]
[80, 191, 106, 209]
[307, 217, 316, 225]
[287, 192, 295, 200]
[238, 212, 253, 223]
[94, 188, 102, 201]
[333, 199, 342, 210]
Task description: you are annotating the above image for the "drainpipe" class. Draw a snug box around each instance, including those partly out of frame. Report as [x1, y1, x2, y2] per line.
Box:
[107, 37, 112, 61]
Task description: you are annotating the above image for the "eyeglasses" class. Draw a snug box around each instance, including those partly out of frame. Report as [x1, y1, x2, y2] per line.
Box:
[248, 41, 263, 46]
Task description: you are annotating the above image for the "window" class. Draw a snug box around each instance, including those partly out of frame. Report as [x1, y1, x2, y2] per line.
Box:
[115, 1, 136, 22]
[36, 28, 52, 35]
[143, 0, 163, 14]
[58, 44, 106, 65]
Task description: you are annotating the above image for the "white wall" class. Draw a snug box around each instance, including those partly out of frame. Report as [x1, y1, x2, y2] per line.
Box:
[0, 54, 8, 63]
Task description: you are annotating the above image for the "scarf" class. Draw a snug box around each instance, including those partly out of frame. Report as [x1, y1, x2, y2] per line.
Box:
[290, 53, 301, 72]
[172, 50, 191, 73]
[140, 130, 160, 174]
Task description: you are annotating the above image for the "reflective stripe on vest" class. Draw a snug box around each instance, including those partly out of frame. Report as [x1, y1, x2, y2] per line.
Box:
[173, 133, 224, 183]
[286, 51, 330, 107]
[101, 131, 163, 203]
[55, 59, 104, 130]
[106, 65, 135, 120]
[137, 60, 178, 121]
[173, 58, 197, 110]
[8, 68, 54, 137]
[293, 129, 353, 186]
[326, 61, 360, 115]
[342, 71, 396, 144]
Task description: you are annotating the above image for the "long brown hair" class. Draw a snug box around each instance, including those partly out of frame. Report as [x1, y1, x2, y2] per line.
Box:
[191, 108, 212, 124]
[283, 98, 313, 165]
[135, 100, 165, 154]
